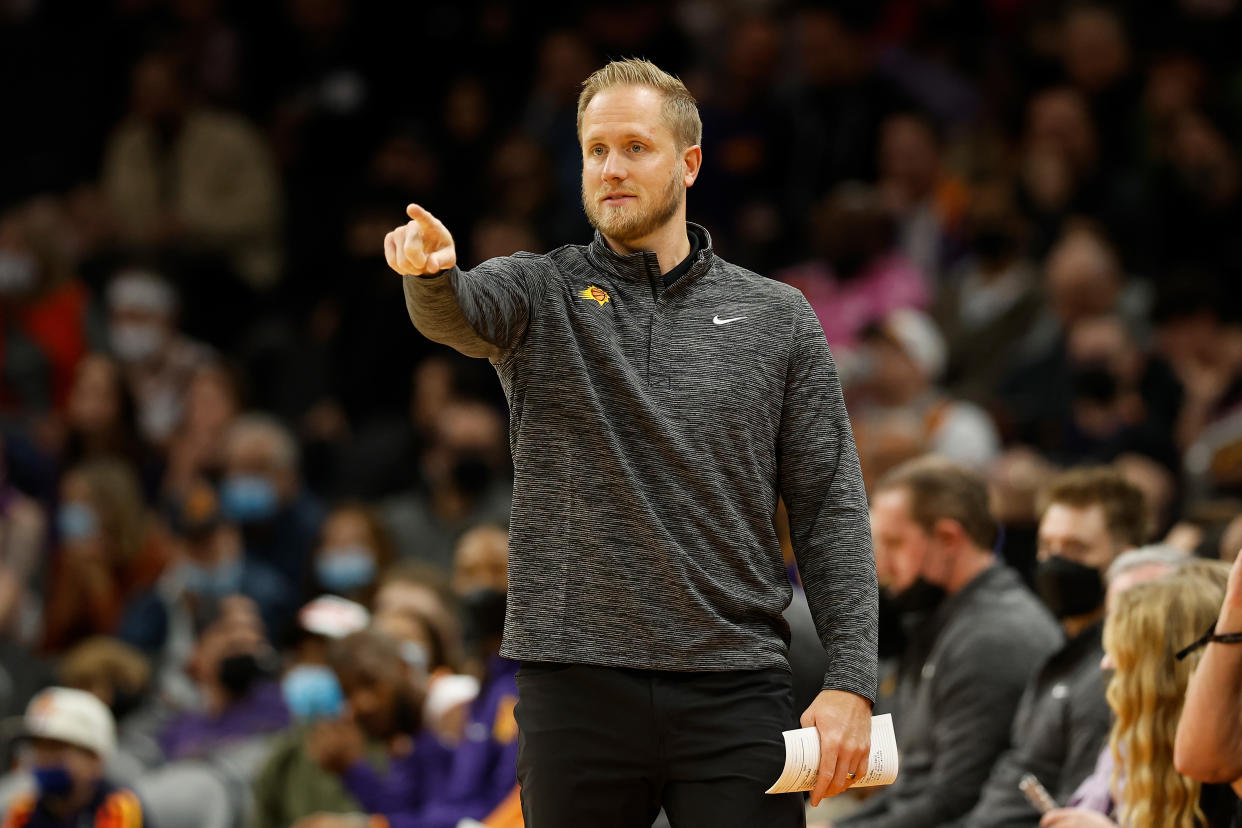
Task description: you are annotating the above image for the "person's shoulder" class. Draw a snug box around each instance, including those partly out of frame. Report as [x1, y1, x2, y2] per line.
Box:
[711, 256, 805, 302]
[95, 785, 145, 827]
[950, 571, 1061, 652]
[2, 793, 35, 828]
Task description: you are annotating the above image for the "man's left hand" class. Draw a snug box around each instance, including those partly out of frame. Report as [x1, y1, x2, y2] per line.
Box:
[800, 689, 872, 806]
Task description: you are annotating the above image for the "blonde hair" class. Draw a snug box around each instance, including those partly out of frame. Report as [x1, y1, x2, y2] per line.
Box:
[576, 58, 702, 150]
[1103, 573, 1225, 828]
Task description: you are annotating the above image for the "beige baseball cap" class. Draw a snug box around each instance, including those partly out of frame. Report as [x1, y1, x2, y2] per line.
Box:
[22, 687, 116, 759]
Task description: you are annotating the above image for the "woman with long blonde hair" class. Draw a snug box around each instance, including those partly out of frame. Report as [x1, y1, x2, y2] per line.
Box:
[1042, 572, 1239, 827]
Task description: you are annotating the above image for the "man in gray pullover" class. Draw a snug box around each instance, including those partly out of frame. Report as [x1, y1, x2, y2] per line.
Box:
[383, 58, 878, 827]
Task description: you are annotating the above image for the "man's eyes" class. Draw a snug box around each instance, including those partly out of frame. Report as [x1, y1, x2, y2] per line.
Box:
[589, 144, 646, 155]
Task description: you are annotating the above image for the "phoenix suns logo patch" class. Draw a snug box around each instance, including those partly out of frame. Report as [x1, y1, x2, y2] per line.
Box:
[578, 285, 610, 306]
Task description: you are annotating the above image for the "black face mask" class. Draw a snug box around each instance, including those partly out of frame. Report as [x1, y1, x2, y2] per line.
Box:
[970, 227, 1017, 264]
[876, 589, 910, 659]
[218, 653, 266, 699]
[451, 454, 493, 497]
[1035, 556, 1105, 619]
[887, 577, 947, 616]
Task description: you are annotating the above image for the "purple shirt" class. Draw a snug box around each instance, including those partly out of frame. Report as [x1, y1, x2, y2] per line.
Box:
[341, 729, 453, 818]
[1068, 746, 1116, 815]
[159, 681, 290, 760]
[376, 655, 520, 828]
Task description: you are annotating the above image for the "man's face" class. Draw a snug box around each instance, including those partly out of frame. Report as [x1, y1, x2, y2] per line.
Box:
[453, 530, 509, 596]
[871, 487, 936, 593]
[1037, 502, 1116, 571]
[339, 663, 402, 739]
[580, 85, 691, 244]
[28, 738, 101, 802]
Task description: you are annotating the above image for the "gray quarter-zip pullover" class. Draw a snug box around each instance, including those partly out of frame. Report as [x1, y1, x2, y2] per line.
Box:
[402, 222, 878, 702]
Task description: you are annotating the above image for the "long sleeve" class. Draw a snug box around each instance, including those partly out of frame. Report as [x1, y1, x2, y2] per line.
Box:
[340, 756, 425, 818]
[778, 295, 878, 703]
[401, 254, 548, 361]
[844, 626, 1044, 828]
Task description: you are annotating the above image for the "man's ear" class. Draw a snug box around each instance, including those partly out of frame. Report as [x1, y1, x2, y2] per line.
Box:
[683, 145, 702, 188]
[932, 517, 967, 551]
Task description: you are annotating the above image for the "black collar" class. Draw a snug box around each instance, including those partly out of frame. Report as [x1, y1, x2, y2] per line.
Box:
[585, 222, 716, 291]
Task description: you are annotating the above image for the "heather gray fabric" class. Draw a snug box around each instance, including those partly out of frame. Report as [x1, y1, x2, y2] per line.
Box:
[401, 223, 878, 702]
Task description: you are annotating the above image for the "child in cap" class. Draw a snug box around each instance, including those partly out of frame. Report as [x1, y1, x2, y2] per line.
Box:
[4, 687, 146, 827]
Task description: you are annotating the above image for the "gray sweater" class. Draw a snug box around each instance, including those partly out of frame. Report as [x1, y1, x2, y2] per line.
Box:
[841, 565, 1062, 828]
[401, 223, 878, 702]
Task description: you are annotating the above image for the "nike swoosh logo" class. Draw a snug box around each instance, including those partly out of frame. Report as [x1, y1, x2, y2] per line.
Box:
[713, 315, 748, 325]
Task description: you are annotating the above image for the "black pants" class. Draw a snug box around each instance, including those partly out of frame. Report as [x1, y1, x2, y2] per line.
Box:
[515, 662, 806, 827]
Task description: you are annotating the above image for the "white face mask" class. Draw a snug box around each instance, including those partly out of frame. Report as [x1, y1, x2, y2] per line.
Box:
[110, 323, 166, 362]
[0, 251, 38, 295]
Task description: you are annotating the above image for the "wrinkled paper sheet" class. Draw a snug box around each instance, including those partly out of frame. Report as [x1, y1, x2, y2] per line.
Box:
[765, 713, 899, 794]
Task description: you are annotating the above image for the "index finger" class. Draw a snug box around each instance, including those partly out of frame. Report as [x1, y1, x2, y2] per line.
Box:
[406, 203, 435, 229]
[811, 735, 838, 806]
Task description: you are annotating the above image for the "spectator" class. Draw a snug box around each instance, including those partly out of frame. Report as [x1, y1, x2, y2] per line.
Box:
[382, 399, 510, 570]
[55, 636, 158, 784]
[838, 457, 1061, 827]
[451, 523, 508, 598]
[119, 477, 296, 673]
[162, 362, 241, 500]
[848, 308, 1001, 486]
[220, 413, 324, 589]
[313, 503, 396, 608]
[0, 433, 47, 649]
[877, 110, 968, 283]
[60, 354, 147, 470]
[157, 595, 288, 768]
[41, 459, 168, 653]
[372, 577, 469, 749]
[1043, 572, 1238, 827]
[101, 50, 283, 291]
[373, 561, 463, 674]
[933, 180, 1043, 406]
[249, 598, 373, 828]
[105, 268, 215, 448]
[775, 182, 928, 352]
[397, 588, 519, 828]
[963, 468, 1148, 827]
[0, 197, 90, 416]
[3, 687, 146, 828]
[297, 629, 451, 828]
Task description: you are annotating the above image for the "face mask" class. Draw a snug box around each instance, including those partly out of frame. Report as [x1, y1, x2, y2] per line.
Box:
[970, 226, 1016, 263]
[0, 251, 38, 295]
[281, 664, 344, 720]
[887, 577, 946, 615]
[32, 765, 73, 797]
[181, 558, 244, 597]
[220, 475, 279, 524]
[58, 502, 99, 542]
[218, 652, 266, 699]
[1035, 555, 1105, 619]
[450, 455, 493, 497]
[110, 322, 166, 363]
[315, 547, 377, 593]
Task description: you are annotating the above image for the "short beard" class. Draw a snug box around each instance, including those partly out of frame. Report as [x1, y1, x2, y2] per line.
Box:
[582, 166, 684, 244]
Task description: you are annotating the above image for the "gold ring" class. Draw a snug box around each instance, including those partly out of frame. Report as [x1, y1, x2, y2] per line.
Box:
[845, 771, 857, 779]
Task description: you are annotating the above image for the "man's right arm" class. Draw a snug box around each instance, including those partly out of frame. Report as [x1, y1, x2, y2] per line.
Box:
[387, 204, 541, 360]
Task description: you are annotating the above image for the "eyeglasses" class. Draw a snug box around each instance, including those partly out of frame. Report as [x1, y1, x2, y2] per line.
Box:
[1175, 623, 1242, 661]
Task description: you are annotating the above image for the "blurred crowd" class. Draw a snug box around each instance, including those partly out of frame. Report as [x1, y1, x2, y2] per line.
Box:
[3, 0, 1242, 825]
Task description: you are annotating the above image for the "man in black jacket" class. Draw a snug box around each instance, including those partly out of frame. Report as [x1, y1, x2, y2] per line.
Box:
[960, 467, 1147, 828]
[839, 458, 1061, 828]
